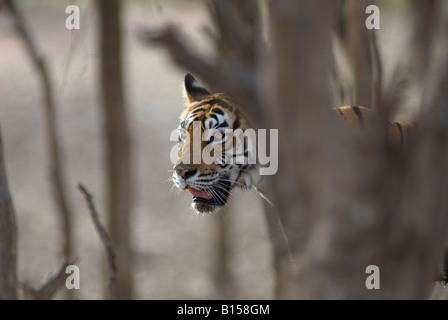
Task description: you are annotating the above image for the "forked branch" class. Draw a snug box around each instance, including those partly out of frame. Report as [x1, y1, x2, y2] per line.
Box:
[78, 184, 118, 300]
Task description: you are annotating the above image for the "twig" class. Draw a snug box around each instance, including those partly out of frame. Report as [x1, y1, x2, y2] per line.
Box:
[4, 0, 73, 262]
[78, 184, 118, 300]
[25, 260, 75, 300]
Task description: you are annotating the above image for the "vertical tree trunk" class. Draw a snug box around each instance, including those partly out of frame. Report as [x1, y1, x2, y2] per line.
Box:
[99, 0, 132, 300]
[0, 130, 17, 300]
[212, 211, 234, 299]
[265, 0, 337, 298]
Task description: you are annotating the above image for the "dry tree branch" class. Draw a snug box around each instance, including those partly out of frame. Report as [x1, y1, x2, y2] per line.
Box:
[78, 184, 118, 300]
[137, 26, 260, 124]
[24, 260, 75, 300]
[4, 0, 73, 261]
[207, 0, 259, 65]
[0, 129, 17, 300]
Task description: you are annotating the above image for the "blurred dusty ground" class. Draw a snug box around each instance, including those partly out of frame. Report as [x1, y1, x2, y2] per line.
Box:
[0, 0, 446, 299]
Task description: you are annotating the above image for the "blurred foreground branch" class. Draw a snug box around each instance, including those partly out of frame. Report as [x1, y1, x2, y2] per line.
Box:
[78, 184, 118, 300]
[138, 26, 259, 125]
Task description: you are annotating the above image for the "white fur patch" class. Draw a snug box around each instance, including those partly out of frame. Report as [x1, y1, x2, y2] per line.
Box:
[244, 169, 261, 189]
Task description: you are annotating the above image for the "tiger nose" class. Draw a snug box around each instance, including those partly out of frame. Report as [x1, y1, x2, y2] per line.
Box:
[175, 168, 197, 180]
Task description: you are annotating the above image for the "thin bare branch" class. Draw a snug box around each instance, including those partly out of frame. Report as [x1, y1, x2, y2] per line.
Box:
[25, 260, 75, 300]
[78, 184, 118, 300]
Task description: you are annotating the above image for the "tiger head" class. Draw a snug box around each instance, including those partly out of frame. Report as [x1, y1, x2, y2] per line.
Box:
[172, 74, 261, 214]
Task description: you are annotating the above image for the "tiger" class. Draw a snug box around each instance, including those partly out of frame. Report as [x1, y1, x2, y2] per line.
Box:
[172, 74, 260, 214]
[172, 73, 416, 214]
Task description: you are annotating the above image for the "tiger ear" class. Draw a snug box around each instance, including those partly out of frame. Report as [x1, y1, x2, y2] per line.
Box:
[184, 73, 211, 104]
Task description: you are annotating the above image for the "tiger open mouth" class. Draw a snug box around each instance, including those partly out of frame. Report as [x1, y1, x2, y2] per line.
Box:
[187, 180, 231, 208]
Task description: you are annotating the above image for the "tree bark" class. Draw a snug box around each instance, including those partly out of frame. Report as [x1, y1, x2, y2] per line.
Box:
[99, 0, 133, 300]
[264, 0, 338, 298]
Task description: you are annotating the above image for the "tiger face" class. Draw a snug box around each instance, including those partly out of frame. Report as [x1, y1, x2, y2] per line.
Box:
[172, 74, 261, 214]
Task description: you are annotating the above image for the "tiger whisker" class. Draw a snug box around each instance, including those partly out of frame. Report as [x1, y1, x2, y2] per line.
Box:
[206, 186, 227, 205]
[217, 177, 246, 187]
[163, 176, 175, 184]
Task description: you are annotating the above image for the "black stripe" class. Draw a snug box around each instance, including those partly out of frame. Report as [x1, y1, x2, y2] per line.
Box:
[233, 118, 240, 130]
[351, 105, 364, 126]
[211, 108, 224, 115]
[337, 108, 344, 116]
[209, 114, 219, 122]
[216, 121, 229, 129]
[190, 107, 205, 115]
[194, 99, 230, 109]
[395, 122, 404, 147]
